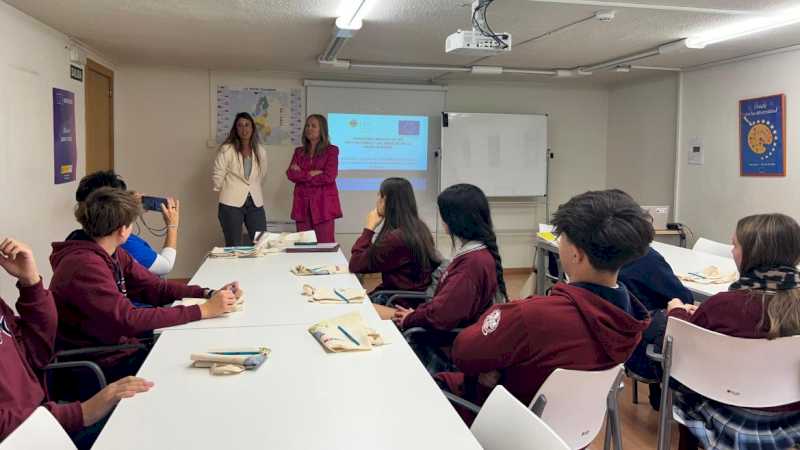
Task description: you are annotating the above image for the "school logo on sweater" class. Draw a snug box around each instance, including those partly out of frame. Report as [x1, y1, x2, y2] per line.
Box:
[0, 315, 11, 344]
[481, 309, 501, 336]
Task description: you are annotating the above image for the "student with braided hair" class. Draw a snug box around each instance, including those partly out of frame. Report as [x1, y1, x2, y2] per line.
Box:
[386, 183, 505, 331]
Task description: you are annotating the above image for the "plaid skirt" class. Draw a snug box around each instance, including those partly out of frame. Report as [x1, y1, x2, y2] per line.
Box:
[674, 389, 800, 450]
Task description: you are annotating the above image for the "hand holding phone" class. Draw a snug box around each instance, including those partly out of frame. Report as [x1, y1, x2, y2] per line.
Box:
[141, 196, 167, 212]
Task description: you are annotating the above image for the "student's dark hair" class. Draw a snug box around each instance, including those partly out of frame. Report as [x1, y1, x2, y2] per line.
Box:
[551, 189, 654, 272]
[76, 170, 127, 202]
[372, 178, 440, 272]
[437, 184, 507, 300]
[222, 112, 261, 165]
[301, 114, 331, 156]
[75, 187, 142, 238]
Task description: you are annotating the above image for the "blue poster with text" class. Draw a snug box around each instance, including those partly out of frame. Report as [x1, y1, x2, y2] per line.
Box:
[740, 94, 785, 176]
[53, 88, 77, 184]
[330, 113, 428, 171]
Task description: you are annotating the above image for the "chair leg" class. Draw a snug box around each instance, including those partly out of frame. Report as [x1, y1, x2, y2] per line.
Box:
[632, 379, 638, 404]
[656, 337, 674, 450]
[603, 415, 612, 450]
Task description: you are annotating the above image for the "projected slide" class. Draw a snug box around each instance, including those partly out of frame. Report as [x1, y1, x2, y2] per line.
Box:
[330, 113, 429, 171]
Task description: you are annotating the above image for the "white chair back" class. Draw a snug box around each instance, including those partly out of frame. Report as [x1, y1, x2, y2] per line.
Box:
[665, 317, 800, 407]
[0, 407, 76, 450]
[472, 385, 570, 450]
[528, 365, 622, 450]
[692, 237, 734, 259]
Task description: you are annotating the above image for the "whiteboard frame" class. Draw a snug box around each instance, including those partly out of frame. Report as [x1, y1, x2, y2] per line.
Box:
[439, 111, 549, 199]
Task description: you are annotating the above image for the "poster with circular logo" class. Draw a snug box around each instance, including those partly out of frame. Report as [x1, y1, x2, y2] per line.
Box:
[739, 94, 786, 176]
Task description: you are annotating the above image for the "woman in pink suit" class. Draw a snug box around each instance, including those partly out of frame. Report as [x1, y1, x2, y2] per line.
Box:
[286, 114, 342, 242]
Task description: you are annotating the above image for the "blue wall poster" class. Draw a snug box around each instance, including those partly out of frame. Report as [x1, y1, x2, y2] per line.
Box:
[53, 88, 77, 184]
[739, 94, 786, 177]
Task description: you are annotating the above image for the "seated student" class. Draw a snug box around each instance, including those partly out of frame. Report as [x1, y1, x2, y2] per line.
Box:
[76, 170, 180, 277]
[379, 183, 506, 328]
[349, 178, 441, 303]
[438, 189, 651, 423]
[0, 237, 152, 449]
[664, 213, 800, 450]
[50, 187, 240, 382]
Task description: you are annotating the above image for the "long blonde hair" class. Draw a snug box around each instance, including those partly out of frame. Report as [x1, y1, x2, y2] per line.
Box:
[736, 213, 800, 338]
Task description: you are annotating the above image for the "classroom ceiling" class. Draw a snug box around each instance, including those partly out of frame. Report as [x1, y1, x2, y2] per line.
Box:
[6, 0, 800, 85]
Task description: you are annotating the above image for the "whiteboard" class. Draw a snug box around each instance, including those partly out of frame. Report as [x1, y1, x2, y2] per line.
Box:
[440, 112, 547, 197]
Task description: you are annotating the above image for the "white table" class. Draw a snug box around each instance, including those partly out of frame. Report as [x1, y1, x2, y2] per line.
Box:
[159, 250, 381, 332]
[93, 322, 482, 450]
[650, 241, 737, 299]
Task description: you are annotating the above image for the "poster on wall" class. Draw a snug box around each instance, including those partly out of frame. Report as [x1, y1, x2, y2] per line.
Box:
[216, 86, 304, 146]
[53, 88, 77, 184]
[739, 94, 785, 177]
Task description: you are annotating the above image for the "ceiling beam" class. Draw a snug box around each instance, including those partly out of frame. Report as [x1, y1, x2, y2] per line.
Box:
[524, 0, 753, 16]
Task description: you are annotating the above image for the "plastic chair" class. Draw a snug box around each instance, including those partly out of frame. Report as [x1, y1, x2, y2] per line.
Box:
[648, 317, 800, 450]
[471, 385, 570, 450]
[692, 237, 733, 259]
[444, 365, 625, 450]
[0, 407, 77, 450]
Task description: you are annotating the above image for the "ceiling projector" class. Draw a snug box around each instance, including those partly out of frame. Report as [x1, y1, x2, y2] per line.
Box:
[446, 29, 512, 56]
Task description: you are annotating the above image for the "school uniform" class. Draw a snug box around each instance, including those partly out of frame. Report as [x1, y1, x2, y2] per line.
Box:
[668, 284, 800, 449]
[50, 230, 206, 379]
[348, 228, 434, 293]
[0, 280, 83, 440]
[286, 145, 342, 243]
[401, 242, 497, 331]
[438, 282, 650, 423]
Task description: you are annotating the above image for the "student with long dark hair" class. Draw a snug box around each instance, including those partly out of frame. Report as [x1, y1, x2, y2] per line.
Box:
[213, 112, 268, 246]
[388, 183, 505, 331]
[349, 178, 440, 297]
[286, 114, 342, 243]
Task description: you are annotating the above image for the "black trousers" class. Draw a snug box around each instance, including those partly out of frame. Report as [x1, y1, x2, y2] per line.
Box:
[218, 195, 267, 246]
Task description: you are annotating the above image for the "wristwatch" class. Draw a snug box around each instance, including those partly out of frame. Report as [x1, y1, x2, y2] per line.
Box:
[204, 288, 215, 299]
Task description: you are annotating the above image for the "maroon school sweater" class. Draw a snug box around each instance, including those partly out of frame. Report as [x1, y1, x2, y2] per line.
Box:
[50, 234, 204, 367]
[0, 280, 83, 439]
[402, 247, 497, 331]
[670, 289, 800, 412]
[439, 283, 650, 423]
[348, 228, 434, 293]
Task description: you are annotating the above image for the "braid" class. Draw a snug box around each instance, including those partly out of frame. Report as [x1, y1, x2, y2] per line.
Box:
[482, 235, 507, 301]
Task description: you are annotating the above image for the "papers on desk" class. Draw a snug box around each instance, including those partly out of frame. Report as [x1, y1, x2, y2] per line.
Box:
[308, 312, 385, 352]
[190, 347, 271, 375]
[677, 266, 738, 284]
[207, 231, 319, 258]
[208, 246, 276, 258]
[302, 284, 367, 304]
[291, 264, 348, 276]
[174, 296, 246, 313]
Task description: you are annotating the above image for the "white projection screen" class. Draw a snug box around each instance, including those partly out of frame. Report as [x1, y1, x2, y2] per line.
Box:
[305, 80, 446, 234]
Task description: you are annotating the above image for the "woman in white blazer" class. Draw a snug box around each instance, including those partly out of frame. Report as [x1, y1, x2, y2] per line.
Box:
[213, 112, 268, 246]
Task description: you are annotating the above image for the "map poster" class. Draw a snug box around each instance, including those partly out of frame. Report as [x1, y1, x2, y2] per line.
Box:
[216, 86, 304, 146]
[740, 94, 786, 177]
[53, 88, 77, 184]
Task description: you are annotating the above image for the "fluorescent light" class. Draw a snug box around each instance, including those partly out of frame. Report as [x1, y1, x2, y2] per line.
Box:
[686, 7, 800, 49]
[337, 0, 373, 30]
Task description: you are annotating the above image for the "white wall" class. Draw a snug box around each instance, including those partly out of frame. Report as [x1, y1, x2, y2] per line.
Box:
[0, 2, 112, 303]
[607, 74, 678, 210]
[115, 70, 610, 277]
[677, 50, 800, 243]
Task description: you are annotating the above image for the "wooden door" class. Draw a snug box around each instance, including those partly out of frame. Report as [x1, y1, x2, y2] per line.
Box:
[85, 59, 114, 173]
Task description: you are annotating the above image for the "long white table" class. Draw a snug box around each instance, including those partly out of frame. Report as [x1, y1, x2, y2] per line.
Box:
[649, 241, 737, 299]
[158, 250, 381, 332]
[93, 322, 482, 450]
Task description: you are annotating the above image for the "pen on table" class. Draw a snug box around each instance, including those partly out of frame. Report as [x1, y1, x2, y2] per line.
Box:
[210, 351, 261, 355]
[337, 325, 360, 346]
[333, 289, 350, 303]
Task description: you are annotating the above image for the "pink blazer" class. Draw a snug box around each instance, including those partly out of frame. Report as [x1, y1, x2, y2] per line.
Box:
[286, 144, 343, 224]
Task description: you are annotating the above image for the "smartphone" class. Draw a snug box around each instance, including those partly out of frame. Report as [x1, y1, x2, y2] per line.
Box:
[141, 196, 167, 212]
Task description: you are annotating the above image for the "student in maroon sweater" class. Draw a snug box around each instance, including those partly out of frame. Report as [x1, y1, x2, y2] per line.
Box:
[665, 213, 800, 450]
[438, 189, 652, 423]
[349, 178, 440, 301]
[0, 237, 151, 447]
[382, 183, 507, 330]
[50, 188, 240, 381]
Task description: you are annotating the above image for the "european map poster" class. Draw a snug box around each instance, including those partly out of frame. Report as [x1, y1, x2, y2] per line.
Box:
[740, 94, 785, 177]
[53, 88, 77, 184]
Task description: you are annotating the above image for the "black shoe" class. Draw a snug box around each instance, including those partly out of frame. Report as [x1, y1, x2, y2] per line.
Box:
[648, 383, 661, 411]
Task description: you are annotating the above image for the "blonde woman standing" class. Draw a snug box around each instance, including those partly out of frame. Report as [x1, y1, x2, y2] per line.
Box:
[213, 112, 268, 246]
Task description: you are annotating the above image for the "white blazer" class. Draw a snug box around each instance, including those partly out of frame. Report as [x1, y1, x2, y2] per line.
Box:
[212, 144, 268, 207]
